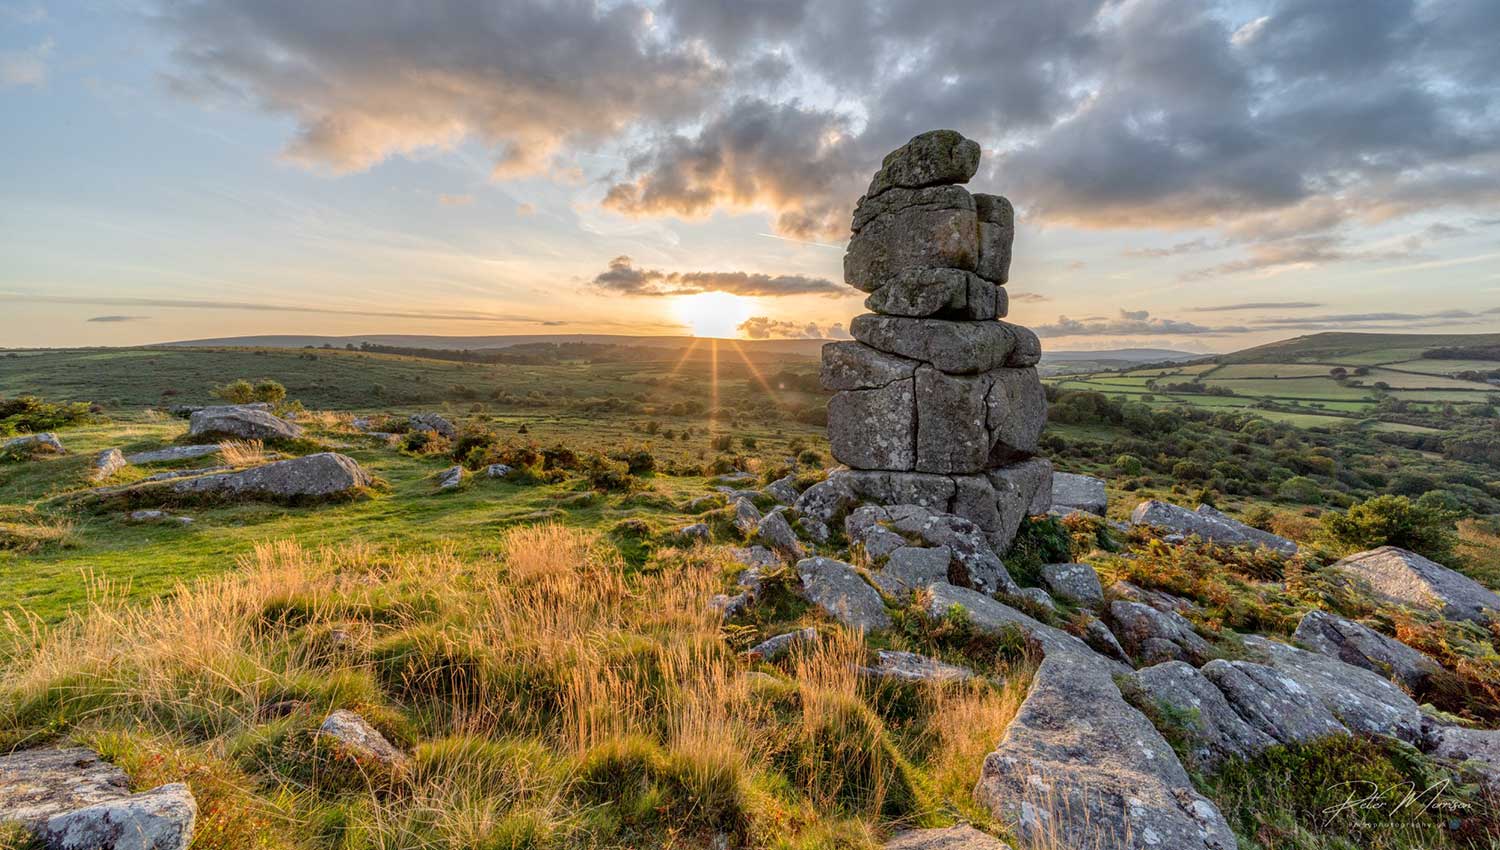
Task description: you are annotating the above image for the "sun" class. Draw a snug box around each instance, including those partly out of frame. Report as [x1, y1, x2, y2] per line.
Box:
[673, 292, 755, 338]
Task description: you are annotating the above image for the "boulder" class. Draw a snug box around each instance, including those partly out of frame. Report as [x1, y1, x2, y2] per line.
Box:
[848, 504, 1018, 595]
[91, 448, 126, 481]
[872, 546, 952, 595]
[792, 474, 858, 543]
[1014, 587, 1056, 612]
[828, 378, 916, 470]
[820, 341, 920, 391]
[845, 186, 978, 292]
[1082, 616, 1131, 663]
[168, 452, 372, 501]
[3, 432, 65, 454]
[984, 368, 1046, 462]
[850, 315, 1015, 375]
[188, 406, 302, 441]
[883, 825, 1010, 850]
[484, 463, 513, 478]
[733, 498, 762, 536]
[128, 510, 192, 526]
[972, 193, 1014, 285]
[1293, 610, 1441, 690]
[754, 510, 805, 560]
[765, 474, 800, 505]
[436, 465, 465, 490]
[1133, 661, 1276, 770]
[797, 556, 891, 633]
[1425, 724, 1500, 791]
[865, 268, 970, 317]
[924, 582, 1114, 664]
[1200, 659, 1348, 745]
[1051, 472, 1107, 516]
[1040, 562, 1104, 608]
[0, 748, 196, 850]
[1003, 324, 1042, 368]
[1111, 580, 1201, 616]
[914, 366, 989, 473]
[1242, 634, 1424, 743]
[408, 413, 456, 439]
[1332, 546, 1500, 624]
[859, 650, 975, 684]
[318, 709, 407, 769]
[1110, 600, 1216, 666]
[124, 444, 221, 464]
[746, 627, 818, 663]
[678, 522, 710, 542]
[1130, 500, 1298, 555]
[864, 129, 981, 198]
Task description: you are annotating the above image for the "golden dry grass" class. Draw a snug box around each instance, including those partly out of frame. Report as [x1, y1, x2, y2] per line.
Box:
[217, 438, 266, 467]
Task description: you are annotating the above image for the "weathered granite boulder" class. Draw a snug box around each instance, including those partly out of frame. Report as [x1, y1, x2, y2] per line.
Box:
[1014, 587, 1056, 612]
[828, 377, 917, 469]
[914, 366, 990, 473]
[765, 474, 800, 505]
[1040, 562, 1104, 608]
[973, 193, 1014, 285]
[1425, 724, 1500, 791]
[865, 269, 1003, 320]
[984, 368, 1045, 463]
[859, 650, 975, 684]
[798, 557, 891, 632]
[845, 186, 978, 292]
[1332, 546, 1500, 624]
[1133, 661, 1276, 770]
[168, 452, 372, 501]
[188, 406, 302, 441]
[318, 710, 407, 769]
[733, 497, 762, 536]
[883, 825, 1010, 850]
[1242, 634, 1423, 743]
[746, 627, 818, 663]
[124, 444, 221, 464]
[1111, 580, 1201, 616]
[792, 474, 858, 543]
[0, 748, 196, 850]
[1200, 659, 1348, 745]
[1293, 610, 1441, 690]
[1083, 616, 1131, 663]
[677, 522, 710, 542]
[408, 412, 456, 439]
[872, 546, 953, 595]
[850, 315, 1017, 375]
[1110, 600, 1216, 665]
[820, 341, 919, 391]
[1051, 472, 1107, 516]
[847, 504, 1018, 595]
[1131, 500, 1298, 555]
[924, 582, 1118, 665]
[754, 510, 805, 560]
[484, 463, 512, 478]
[3, 432, 65, 454]
[91, 448, 126, 481]
[864, 129, 981, 198]
[436, 464, 465, 490]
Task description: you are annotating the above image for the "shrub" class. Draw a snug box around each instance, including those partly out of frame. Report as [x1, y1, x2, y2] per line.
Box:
[1277, 476, 1323, 504]
[0, 395, 94, 435]
[211, 378, 288, 408]
[1320, 494, 1458, 562]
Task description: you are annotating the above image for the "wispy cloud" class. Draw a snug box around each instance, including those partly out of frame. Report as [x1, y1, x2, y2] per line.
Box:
[87, 315, 149, 323]
[1191, 301, 1323, 312]
[1035, 310, 1246, 338]
[0, 292, 569, 325]
[0, 37, 52, 88]
[592, 256, 841, 297]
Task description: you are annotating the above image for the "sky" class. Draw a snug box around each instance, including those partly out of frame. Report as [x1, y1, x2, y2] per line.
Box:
[2, 0, 1499, 351]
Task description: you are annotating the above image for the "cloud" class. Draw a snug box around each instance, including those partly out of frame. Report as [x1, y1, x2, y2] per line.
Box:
[1035, 309, 1245, 338]
[0, 38, 52, 88]
[1191, 301, 1323, 312]
[438, 194, 474, 206]
[0, 292, 568, 325]
[1009, 292, 1050, 303]
[738, 316, 850, 339]
[1248, 309, 1493, 330]
[515, 202, 536, 216]
[86, 315, 149, 323]
[592, 256, 840, 297]
[156, 0, 721, 176]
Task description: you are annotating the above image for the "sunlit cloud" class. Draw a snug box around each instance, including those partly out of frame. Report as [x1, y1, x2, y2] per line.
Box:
[591, 256, 841, 297]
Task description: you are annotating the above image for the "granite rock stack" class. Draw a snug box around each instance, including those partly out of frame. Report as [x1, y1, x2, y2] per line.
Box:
[820, 130, 1051, 553]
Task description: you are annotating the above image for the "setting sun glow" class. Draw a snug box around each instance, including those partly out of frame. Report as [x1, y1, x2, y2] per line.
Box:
[673, 292, 755, 338]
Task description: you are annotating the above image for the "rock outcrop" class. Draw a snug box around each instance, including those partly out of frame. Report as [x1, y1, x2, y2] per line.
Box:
[1133, 661, 1275, 770]
[124, 444, 221, 464]
[0, 748, 196, 850]
[188, 405, 303, 441]
[318, 710, 407, 770]
[408, 412, 456, 439]
[883, 825, 1011, 849]
[798, 556, 890, 632]
[1131, 500, 1298, 555]
[2, 432, 65, 454]
[91, 448, 126, 481]
[819, 130, 1050, 554]
[1293, 610, 1441, 690]
[846, 503, 1019, 596]
[1051, 472, 1107, 516]
[1332, 546, 1500, 624]
[168, 452, 372, 501]
[1039, 562, 1104, 608]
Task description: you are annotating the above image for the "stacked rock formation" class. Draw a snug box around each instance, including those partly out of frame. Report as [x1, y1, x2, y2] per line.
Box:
[819, 130, 1050, 553]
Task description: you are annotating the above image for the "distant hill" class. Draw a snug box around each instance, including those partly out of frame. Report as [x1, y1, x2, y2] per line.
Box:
[1220, 332, 1500, 364]
[1043, 348, 1204, 363]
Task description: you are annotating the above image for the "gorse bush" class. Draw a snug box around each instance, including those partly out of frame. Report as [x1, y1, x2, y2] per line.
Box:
[212, 378, 288, 407]
[0, 395, 94, 436]
[1320, 494, 1458, 562]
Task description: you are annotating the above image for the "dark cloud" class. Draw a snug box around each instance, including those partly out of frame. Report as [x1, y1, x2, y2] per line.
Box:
[738, 316, 850, 339]
[87, 315, 149, 322]
[1035, 310, 1245, 338]
[1191, 302, 1323, 312]
[592, 256, 840, 297]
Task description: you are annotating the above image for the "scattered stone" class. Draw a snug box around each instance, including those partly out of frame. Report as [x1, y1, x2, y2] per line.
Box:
[1040, 562, 1104, 608]
[864, 129, 981, 198]
[746, 627, 818, 663]
[408, 412, 456, 439]
[1131, 500, 1298, 555]
[166, 452, 372, 501]
[754, 510, 805, 560]
[797, 556, 891, 633]
[861, 526, 909, 560]
[859, 649, 975, 684]
[123, 444, 221, 464]
[0, 748, 132, 824]
[1293, 610, 1441, 691]
[0, 748, 196, 850]
[873, 546, 952, 595]
[127, 510, 193, 526]
[318, 709, 407, 769]
[1133, 661, 1276, 770]
[142, 466, 231, 483]
[765, 474, 800, 505]
[716, 471, 758, 485]
[1111, 580, 1201, 616]
[91, 448, 126, 481]
[847, 504, 1018, 595]
[1051, 472, 1107, 516]
[1201, 658, 1348, 745]
[792, 474, 857, 543]
[188, 406, 302, 441]
[436, 465, 465, 490]
[484, 463, 513, 478]
[37, 784, 197, 850]
[3, 432, 65, 454]
[730, 545, 780, 573]
[733, 498, 762, 536]
[1110, 600, 1216, 666]
[678, 522, 710, 542]
[884, 826, 1010, 850]
[1332, 546, 1500, 624]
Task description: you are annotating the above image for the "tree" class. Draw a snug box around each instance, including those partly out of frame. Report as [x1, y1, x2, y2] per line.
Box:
[1320, 494, 1457, 562]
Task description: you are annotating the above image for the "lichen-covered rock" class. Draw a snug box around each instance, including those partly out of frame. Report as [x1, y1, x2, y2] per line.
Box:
[848, 504, 1018, 595]
[746, 627, 818, 663]
[850, 315, 1016, 374]
[883, 825, 1010, 849]
[318, 709, 407, 769]
[0, 748, 196, 850]
[973, 193, 1014, 285]
[864, 129, 981, 198]
[677, 522, 710, 542]
[984, 368, 1045, 462]
[1040, 562, 1104, 608]
[733, 497, 762, 536]
[797, 556, 891, 633]
[1051, 472, 1107, 516]
[123, 444, 221, 464]
[408, 412, 456, 438]
[1294, 610, 1441, 690]
[167, 452, 372, 501]
[859, 650, 975, 684]
[792, 473, 858, 543]
[1110, 600, 1216, 666]
[1083, 616, 1131, 663]
[765, 474, 800, 505]
[915, 366, 989, 473]
[845, 186, 978, 292]
[754, 510, 805, 560]
[820, 341, 920, 390]
[1241, 634, 1424, 743]
[38, 783, 197, 850]
[1014, 587, 1056, 612]
[188, 406, 302, 441]
[1133, 661, 1276, 770]
[1425, 724, 1500, 791]
[0, 748, 132, 824]
[865, 268, 970, 317]
[436, 465, 465, 490]
[1332, 546, 1500, 624]
[91, 448, 126, 481]
[1200, 659, 1348, 745]
[484, 463, 512, 478]
[1131, 500, 1298, 555]
[3, 432, 66, 454]
[829, 378, 916, 470]
[872, 545, 952, 595]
